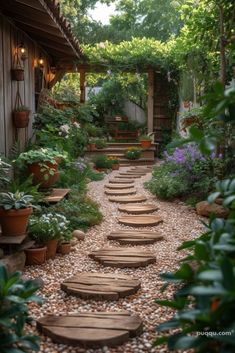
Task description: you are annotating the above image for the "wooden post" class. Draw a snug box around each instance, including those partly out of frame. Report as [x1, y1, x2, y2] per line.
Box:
[147, 68, 154, 133]
[80, 69, 86, 103]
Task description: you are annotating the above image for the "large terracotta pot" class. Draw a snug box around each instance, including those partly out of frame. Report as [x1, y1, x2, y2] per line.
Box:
[27, 161, 59, 189]
[88, 143, 96, 151]
[58, 242, 71, 255]
[13, 110, 30, 128]
[46, 239, 58, 259]
[0, 207, 32, 236]
[95, 167, 107, 172]
[140, 140, 151, 149]
[25, 247, 47, 265]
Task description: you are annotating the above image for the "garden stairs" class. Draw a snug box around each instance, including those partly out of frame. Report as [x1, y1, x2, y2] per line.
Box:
[85, 142, 157, 166]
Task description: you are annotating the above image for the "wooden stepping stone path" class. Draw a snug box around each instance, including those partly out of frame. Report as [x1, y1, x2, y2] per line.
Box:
[108, 195, 147, 203]
[118, 215, 163, 227]
[105, 183, 135, 189]
[61, 272, 141, 300]
[107, 230, 163, 245]
[105, 189, 137, 196]
[109, 179, 135, 184]
[89, 247, 156, 268]
[37, 311, 143, 348]
[118, 204, 158, 214]
[119, 172, 146, 176]
[116, 175, 140, 179]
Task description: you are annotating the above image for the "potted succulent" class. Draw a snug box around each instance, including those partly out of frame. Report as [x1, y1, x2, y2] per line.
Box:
[17, 148, 65, 189]
[26, 212, 69, 264]
[95, 138, 107, 149]
[0, 191, 33, 236]
[139, 135, 152, 149]
[93, 155, 109, 172]
[88, 138, 97, 151]
[125, 147, 142, 160]
[13, 105, 31, 128]
[58, 231, 73, 255]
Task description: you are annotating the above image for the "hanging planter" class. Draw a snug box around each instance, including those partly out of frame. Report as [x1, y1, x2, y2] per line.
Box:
[11, 67, 24, 81]
[13, 91, 30, 128]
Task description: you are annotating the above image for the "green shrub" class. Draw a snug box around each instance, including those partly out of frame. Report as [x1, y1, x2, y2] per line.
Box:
[93, 155, 111, 169]
[0, 265, 42, 353]
[125, 147, 142, 160]
[95, 138, 107, 149]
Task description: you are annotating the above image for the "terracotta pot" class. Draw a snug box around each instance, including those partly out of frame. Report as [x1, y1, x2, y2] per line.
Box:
[11, 68, 24, 81]
[58, 242, 71, 255]
[140, 140, 151, 149]
[95, 167, 107, 172]
[46, 239, 58, 259]
[25, 247, 47, 265]
[0, 207, 32, 236]
[112, 164, 120, 170]
[27, 161, 59, 189]
[13, 110, 30, 128]
[88, 143, 96, 151]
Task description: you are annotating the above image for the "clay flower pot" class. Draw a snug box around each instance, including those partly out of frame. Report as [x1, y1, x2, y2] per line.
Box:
[140, 140, 151, 149]
[13, 110, 30, 128]
[0, 207, 32, 236]
[58, 242, 71, 255]
[46, 239, 58, 259]
[112, 164, 120, 170]
[11, 68, 24, 81]
[27, 161, 59, 189]
[25, 247, 47, 265]
[88, 143, 96, 151]
[95, 167, 107, 172]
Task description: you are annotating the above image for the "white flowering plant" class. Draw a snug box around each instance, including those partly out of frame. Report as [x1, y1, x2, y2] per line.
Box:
[28, 212, 70, 245]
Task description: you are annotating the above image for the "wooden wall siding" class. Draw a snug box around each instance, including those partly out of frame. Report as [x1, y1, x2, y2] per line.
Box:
[0, 14, 50, 156]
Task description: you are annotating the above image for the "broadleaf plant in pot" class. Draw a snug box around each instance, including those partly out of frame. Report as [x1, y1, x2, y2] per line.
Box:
[17, 148, 66, 190]
[26, 212, 70, 264]
[0, 191, 33, 236]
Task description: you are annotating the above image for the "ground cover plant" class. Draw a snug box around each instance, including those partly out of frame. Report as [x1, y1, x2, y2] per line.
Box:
[145, 144, 224, 202]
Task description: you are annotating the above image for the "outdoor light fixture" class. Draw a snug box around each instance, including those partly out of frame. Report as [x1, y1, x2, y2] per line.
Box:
[18, 42, 27, 61]
[38, 57, 44, 68]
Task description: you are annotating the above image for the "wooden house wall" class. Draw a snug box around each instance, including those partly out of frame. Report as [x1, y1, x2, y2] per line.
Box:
[0, 14, 50, 156]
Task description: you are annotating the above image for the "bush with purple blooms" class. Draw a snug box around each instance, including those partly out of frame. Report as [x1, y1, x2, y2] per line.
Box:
[145, 144, 224, 201]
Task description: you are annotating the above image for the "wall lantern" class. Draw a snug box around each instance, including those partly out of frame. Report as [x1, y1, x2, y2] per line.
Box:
[46, 71, 55, 82]
[18, 42, 27, 61]
[38, 57, 44, 68]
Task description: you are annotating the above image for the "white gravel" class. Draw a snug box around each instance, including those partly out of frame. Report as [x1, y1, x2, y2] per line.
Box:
[25, 167, 205, 353]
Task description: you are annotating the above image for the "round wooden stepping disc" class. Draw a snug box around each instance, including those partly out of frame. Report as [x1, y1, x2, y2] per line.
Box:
[37, 311, 143, 348]
[108, 195, 147, 203]
[61, 272, 141, 300]
[109, 179, 135, 184]
[105, 189, 137, 196]
[108, 230, 163, 245]
[119, 172, 146, 176]
[105, 184, 135, 189]
[118, 215, 163, 227]
[115, 175, 140, 179]
[118, 204, 158, 214]
[89, 247, 156, 268]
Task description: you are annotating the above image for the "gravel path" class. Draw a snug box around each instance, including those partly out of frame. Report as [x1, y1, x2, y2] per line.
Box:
[25, 167, 205, 353]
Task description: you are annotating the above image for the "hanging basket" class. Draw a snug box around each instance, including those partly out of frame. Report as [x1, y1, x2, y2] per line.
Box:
[11, 68, 24, 81]
[13, 110, 30, 128]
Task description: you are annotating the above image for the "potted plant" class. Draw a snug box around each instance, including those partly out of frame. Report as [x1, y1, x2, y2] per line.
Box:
[139, 135, 152, 149]
[26, 212, 69, 264]
[0, 191, 33, 236]
[108, 156, 120, 170]
[93, 155, 109, 172]
[88, 138, 97, 151]
[125, 147, 142, 160]
[13, 105, 31, 128]
[95, 138, 107, 149]
[58, 231, 73, 255]
[17, 148, 65, 190]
